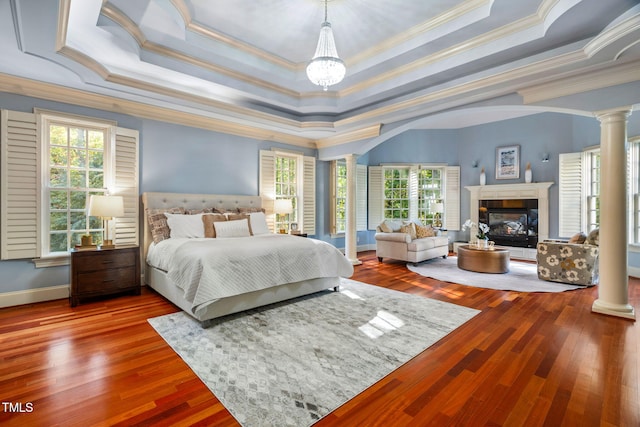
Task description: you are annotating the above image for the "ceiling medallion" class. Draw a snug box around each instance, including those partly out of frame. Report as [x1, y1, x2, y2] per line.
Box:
[306, 0, 346, 91]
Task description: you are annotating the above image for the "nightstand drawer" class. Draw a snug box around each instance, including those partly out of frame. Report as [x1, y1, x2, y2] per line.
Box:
[73, 251, 137, 273]
[76, 266, 137, 293]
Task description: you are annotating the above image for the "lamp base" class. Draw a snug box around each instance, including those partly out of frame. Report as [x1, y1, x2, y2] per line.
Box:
[99, 239, 115, 249]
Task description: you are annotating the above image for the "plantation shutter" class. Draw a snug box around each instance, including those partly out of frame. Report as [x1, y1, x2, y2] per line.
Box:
[113, 127, 139, 246]
[0, 110, 39, 260]
[559, 152, 583, 237]
[368, 166, 383, 229]
[408, 166, 419, 220]
[259, 150, 276, 232]
[356, 164, 367, 231]
[302, 156, 316, 235]
[444, 166, 460, 230]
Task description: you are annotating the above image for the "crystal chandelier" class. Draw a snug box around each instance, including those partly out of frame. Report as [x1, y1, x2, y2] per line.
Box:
[306, 0, 345, 91]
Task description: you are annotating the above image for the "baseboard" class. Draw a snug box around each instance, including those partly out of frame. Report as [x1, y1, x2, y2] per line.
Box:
[0, 285, 69, 308]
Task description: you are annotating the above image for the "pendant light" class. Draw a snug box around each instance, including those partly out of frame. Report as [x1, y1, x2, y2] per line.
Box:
[306, 0, 346, 91]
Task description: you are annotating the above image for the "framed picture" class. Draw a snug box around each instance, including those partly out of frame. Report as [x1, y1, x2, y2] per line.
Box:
[495, 145, 520, 179]
[290, 222, 298, 231]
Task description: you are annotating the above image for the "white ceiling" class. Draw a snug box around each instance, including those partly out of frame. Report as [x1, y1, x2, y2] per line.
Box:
[1, 0, 639, 149]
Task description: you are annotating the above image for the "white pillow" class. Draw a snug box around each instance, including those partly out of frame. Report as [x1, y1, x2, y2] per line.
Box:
[249, 212, 270, 235]
[164, 213, 205, 238]
[214, 218, 251, 238]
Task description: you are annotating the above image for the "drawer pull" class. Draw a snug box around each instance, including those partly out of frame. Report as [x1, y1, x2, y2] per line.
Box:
[101, 261, 115, 264]
[102, 279, 116, 283]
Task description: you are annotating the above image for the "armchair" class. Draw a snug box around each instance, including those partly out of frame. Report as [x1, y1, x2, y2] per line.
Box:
[536, 238, 599, 286]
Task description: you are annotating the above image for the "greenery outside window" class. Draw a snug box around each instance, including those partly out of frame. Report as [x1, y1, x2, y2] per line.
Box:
[383, 168, 410, 219]
[417, 168, 443, 225]
[43, 116, 113, 256]
[586, 149, 600, 231]
[275, 154, 298, 232]
[332, 160, 347, 234]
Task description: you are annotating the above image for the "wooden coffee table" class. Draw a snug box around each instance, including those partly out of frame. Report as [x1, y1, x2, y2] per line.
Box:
[457, 245, 510, 273]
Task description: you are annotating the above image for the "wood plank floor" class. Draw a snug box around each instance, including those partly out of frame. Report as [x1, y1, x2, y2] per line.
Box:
[0, 251, 638, 426]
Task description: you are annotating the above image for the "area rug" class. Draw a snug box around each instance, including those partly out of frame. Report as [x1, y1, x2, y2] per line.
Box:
[148, 278, 479, 427]
[407, 256, 586, 292]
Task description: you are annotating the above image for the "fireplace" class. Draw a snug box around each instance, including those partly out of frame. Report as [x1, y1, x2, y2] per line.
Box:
[479, 199, 538, 248]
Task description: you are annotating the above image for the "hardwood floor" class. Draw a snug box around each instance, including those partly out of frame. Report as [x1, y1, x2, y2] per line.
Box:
[1, 251, 638, 426]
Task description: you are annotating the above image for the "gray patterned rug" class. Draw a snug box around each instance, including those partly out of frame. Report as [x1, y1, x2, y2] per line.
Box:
[148, 278, 479, 427]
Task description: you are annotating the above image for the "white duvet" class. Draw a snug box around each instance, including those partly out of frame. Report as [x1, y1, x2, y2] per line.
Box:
[147, 234, 354, 315]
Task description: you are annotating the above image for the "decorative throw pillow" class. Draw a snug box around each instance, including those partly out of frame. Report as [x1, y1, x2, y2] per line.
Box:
[378, 221, 393, 233]
[164, 213, 205, 238]
[226, 213, 252, 234]
[238, 207, 266, 214]
[416, 224, 436, 238]
[568, 232, 587, 244]
[214, 218, 251, 238]
[400, 222, 417, 239]
[146, 207, 185, 243]
[586, 228, 600, 246]
[186, 208, 214, 214]
[248, 212, 270, 235]
[202, 213, 227, 238]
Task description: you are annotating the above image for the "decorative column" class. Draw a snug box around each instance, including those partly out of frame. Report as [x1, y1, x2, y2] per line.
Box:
[592, 107, 635, 320]
[345, 154, 361, 265]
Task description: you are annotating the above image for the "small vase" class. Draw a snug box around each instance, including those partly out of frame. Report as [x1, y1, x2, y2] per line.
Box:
[480, 167, 486, 186]
[476, 238, 488, 249]
[525, 162, 532, 183]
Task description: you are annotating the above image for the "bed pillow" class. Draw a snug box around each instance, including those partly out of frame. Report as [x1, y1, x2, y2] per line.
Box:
[146, 207, 185, 243]
[164, 213, 205, 238]
[202, 213, 227, 238]
[249, 212, 270, 235]
[214, 218, 251, 238]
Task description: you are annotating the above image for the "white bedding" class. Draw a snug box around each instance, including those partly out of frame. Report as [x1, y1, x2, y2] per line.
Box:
[147, 234, 354, 317]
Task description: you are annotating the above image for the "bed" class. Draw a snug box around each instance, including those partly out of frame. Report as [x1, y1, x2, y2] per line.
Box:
[142, 192, 354, 322]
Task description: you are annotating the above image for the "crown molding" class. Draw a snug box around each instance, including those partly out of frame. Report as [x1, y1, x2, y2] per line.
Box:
[0, 73, 316, 148]
[316, 124, 381, 149]
[518, 59, 640, 104]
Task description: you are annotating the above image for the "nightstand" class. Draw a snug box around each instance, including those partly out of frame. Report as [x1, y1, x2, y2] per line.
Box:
[69, 245, 141, 307]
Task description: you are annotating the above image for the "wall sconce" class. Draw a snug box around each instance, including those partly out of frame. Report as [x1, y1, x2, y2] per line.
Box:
[541, 153, 550, 162]
[472, 160, 478, 168]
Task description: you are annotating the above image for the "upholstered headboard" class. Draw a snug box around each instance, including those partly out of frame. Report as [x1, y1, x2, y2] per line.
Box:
[141, 192, 262, 259]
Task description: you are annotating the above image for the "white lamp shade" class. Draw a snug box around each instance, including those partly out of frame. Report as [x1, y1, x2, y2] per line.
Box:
[89, 195, 124, 219]
[274, 199, 293, 215]
[430, 202, 444, 213]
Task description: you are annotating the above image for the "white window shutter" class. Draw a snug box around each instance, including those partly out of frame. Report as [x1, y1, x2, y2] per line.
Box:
[559, 152, 583, 237]
[409, 166, 419, 220]
[302, 156, 316, 235]
[0, 110, 39, 260]
[444, 166, 460, 230]
[356, 164, 367, 231]
[113, 127, 139, 246]
[368, 166, 383, 229]
[259, 150, 276, 232]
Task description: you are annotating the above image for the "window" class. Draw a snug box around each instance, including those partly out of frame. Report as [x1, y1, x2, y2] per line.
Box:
[332, 160, 347, 234]
[384, 168, 410, 220]
[560, 140, 640, 244]
[417, 168, 443, 225]
[259, 150, 316, 235]
[585, 149, 600, 231]
[45, 119, 111, 255]
[368, 164, 460, 230]
[275, 154, 298, 232]
[330, 160, 367, 236]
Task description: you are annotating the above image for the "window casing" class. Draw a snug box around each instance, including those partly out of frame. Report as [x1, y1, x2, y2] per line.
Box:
[43, 118, 113, 256]
[585, 149, 600, 231]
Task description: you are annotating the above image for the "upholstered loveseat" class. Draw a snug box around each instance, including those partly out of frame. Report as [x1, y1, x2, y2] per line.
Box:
[375, 220, 449, 264]
[536, 229, 599, 286]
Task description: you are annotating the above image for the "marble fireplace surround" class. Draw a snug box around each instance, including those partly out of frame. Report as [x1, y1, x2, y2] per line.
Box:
[465, 182, 554, 243]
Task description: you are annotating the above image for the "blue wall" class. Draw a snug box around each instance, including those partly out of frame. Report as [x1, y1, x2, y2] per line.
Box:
[0, 92, 638, 295]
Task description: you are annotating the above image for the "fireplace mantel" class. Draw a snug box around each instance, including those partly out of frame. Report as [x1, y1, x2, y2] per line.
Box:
[465, 182, 554, 242]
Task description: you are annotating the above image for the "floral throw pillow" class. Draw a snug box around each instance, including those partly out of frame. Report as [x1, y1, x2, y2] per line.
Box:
[416, 224, 436, 238]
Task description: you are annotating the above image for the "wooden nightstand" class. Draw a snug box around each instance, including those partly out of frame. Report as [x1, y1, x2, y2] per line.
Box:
[69, 245, 141, 307]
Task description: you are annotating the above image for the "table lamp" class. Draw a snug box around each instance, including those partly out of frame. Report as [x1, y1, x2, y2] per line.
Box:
[89, 195, 124, 249]
[274, 199, 293, 234]
[430, 202, 444, 228]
